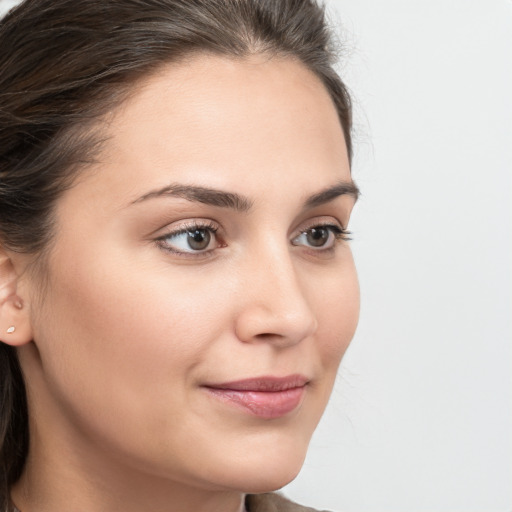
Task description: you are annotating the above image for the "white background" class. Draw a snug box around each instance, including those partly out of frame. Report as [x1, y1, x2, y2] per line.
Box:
[284, 1, 512, 511]
[1, 0, 511, 511]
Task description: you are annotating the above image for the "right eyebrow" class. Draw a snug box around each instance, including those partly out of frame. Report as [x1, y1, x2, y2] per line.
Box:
[131, 183, 253, 212]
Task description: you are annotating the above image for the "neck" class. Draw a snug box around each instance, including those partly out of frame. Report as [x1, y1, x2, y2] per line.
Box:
[11, 418, 245, 512]
[12, 460, 246, 512]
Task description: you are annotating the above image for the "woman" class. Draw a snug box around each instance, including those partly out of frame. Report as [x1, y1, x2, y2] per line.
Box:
[0, 0, 359, 511]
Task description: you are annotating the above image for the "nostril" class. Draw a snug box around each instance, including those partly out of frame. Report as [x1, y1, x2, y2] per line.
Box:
[253, 332, 284, 341]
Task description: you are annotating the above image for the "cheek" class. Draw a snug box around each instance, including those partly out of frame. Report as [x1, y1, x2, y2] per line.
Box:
[43, 270, 211, 365]
[32, 246, 229, 419]
[29, 248, 242, 472]
[314, 257, 360, 367]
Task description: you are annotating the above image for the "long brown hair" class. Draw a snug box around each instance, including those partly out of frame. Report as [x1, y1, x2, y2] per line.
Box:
[0, 0, 352, 509]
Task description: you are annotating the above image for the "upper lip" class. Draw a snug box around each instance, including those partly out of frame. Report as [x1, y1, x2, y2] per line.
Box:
[204, 374, 309, 392]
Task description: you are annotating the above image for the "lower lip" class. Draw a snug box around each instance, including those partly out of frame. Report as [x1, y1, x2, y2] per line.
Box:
[204, 386, 306, 419]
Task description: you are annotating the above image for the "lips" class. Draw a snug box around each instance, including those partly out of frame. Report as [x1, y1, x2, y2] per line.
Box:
[203, 375, 308, 419]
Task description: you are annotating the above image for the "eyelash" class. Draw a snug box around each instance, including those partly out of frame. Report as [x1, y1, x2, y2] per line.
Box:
[155, 220, 351, 259]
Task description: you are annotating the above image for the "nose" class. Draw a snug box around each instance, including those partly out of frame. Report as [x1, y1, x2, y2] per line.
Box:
[234, 247, 318, 348]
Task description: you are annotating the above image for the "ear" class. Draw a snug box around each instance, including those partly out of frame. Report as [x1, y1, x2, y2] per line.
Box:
[0, 247, 33, 346]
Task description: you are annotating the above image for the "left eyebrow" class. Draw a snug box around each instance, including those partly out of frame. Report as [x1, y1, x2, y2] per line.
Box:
[304, 181, 360, 208]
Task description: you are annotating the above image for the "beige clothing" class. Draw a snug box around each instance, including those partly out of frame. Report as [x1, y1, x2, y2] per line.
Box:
[246, 493, 330, 512]
[11, 492, 328, 512]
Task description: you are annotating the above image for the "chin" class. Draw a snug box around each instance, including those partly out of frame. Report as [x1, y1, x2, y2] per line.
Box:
[210, 436, 310, 494]
[239, 466, 303, 494]
[190, 400, 325, 494]
[221, 462, 305, 494]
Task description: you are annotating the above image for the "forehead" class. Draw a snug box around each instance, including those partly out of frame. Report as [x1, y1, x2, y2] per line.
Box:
[70, 54, 350, 208]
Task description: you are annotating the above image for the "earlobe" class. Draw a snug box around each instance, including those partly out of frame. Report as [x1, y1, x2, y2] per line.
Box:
[0, 249, 33, 346]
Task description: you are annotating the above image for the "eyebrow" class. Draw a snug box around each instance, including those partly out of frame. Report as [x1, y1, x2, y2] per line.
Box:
[132, 183, 253, 212]
[304, 181, 360, 208]
[132, 180, 359, 211]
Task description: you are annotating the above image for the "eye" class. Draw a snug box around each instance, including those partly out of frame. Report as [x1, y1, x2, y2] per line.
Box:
[292, 224, 349, 250]
[156, 222, 221, 255]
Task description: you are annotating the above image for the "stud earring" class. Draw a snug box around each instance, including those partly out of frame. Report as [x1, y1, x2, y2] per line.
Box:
[6, 326, 15, 334]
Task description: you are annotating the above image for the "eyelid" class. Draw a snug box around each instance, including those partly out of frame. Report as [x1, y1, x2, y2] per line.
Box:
[155, 219, 220, 236]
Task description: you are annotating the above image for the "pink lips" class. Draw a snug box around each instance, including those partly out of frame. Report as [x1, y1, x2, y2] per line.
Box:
[203, 375, 308, 419]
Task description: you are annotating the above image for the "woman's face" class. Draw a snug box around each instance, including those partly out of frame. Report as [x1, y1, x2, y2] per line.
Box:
[20, 55, 359, 493]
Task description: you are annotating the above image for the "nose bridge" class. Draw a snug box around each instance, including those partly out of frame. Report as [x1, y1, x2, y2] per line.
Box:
[234, 237, 317, 345]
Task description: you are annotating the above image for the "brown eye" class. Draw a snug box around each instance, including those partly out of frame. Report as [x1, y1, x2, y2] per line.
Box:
[157, 223, 219, 255]
[305, 227, 330, 247]
[186, 228, 211, 250]
[292, 224, 346, 250]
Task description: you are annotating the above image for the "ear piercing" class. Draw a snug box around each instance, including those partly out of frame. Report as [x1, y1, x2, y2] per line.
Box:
[5, 300, 22, 333]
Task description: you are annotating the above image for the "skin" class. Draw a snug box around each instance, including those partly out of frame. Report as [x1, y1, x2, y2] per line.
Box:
[6, 55, 359, 512]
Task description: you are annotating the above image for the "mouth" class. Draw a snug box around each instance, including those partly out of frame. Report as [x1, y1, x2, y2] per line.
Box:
[202, 375, 309, 419]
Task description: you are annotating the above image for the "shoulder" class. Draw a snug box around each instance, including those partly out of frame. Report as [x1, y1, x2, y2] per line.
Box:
[246, 492, 332, 512]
